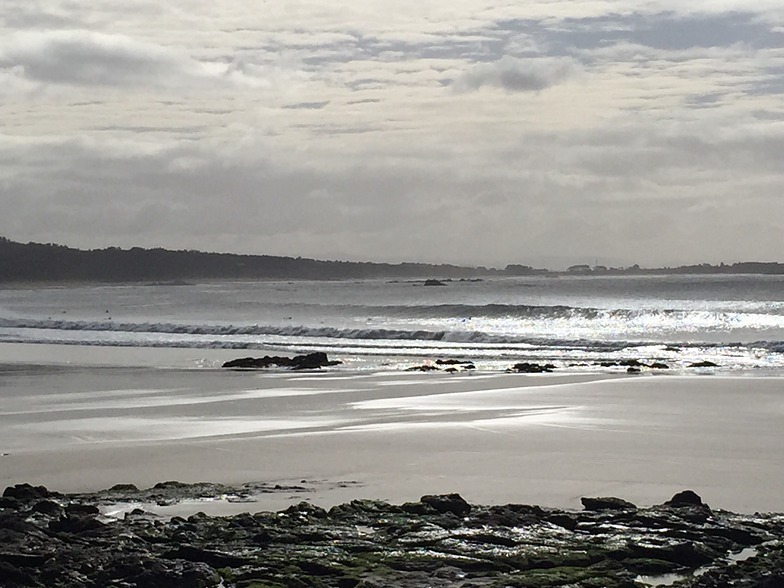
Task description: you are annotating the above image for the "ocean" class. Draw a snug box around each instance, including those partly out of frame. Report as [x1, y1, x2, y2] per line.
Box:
[1, 273, 783, 374]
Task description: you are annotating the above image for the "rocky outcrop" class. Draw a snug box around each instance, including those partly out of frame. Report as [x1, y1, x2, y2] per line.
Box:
[1, 484, 783, 588]
[665, 489, 707, 507]
[222, 352, 341, 370]
[508, 362, 556, 373]
[594, 359, 671, 370]
[688, 361, 719, 368]
[581, 496, 637, 511]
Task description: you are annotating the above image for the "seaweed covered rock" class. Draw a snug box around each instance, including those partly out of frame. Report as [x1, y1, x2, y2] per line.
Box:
[1, 484, 783, 587]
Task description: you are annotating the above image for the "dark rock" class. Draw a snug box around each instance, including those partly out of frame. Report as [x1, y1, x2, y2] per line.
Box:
[0, 513, 36, 533]
[153, 480, 189, 490]
[619, 359, 644, 367]
[65, 503, 100, 516]
[48, 515, 104, 534]
[400, 501, 433, 515]
[423, 279, 446, 286]
[163, 545, 252, 568]
[107, 483, 139, 493]
[444, 367, 458, 373]
[406, 364, 440, 372]
[509, 362, 554, 373]
[328, 499, 398, 518]
[627, 366, 641, 373]
[478, 504, 546, 527]
[0, 497, 19, 510]
[3, 484, 54, 502]
[639, 541, 715, 567]
[2, 484, 783, 588]
[420, 493, 471, 516]
[222, 352, 341, 370]
[435, 359, 473, 365]
[32, 500, 62, 515]
[581, 497, 637, 511]
[649, 362, 670, 369]
[547, 513, 579, 531]
[297, 560, 343, 576]
[688, 361, 719, 368]
[665, 489, 705, 507]
[284, 501, 328, 519]
[0, 561, 36, 586]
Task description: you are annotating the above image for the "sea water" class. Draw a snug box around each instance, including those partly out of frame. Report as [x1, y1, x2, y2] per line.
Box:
[1, 274, 783, 373]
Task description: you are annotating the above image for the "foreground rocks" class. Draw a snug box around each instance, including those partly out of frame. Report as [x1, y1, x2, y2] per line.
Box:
[222, 352, 341, 370]
[2, 484, 784, 587]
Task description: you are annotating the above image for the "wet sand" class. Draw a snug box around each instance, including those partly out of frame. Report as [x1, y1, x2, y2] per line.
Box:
[1, 344, 783, 514]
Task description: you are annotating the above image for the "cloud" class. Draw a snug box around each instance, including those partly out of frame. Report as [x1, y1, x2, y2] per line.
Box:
[453, 56, 579, 92]
[0, 30, 258, 89]
[1, 2, 784, 267]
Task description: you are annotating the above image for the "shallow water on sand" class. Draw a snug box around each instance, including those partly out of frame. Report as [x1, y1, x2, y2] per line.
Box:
[1, 345, 783, 514]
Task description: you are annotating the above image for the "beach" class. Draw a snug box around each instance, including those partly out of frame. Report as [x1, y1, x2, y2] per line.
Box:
[2, 343, 782, 515]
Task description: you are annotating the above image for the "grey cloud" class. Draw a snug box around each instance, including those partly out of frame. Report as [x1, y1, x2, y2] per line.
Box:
[5, 107, 782, 268]
[453, 56, 579, 92]
[283, 101, 330, 110]
[0, 30, 255, 88]
[496, 11, 784, 57]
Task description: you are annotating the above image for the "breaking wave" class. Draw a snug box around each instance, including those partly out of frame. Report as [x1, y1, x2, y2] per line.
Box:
[1, 316, 783, 353]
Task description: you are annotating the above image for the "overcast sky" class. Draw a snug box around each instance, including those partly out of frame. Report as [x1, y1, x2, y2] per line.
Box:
[1, 1, 783, 268]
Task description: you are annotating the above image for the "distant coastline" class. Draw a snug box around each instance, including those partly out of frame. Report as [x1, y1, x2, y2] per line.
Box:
[1, 236, 783, 283]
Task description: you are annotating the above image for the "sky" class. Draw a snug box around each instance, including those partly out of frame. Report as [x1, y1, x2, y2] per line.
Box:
[1, 1, 783, 269]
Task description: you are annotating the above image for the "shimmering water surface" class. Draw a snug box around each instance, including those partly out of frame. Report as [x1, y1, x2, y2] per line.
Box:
[1, 274, 783, 373]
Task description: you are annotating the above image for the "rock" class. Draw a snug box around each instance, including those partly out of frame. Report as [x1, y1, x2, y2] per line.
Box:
[107, 483, 139, 493]
[649, 362, 669, 369]
[619, 359, 644, 367]
[688, 361, 719, 368]
[0, 561, 36, 586]
[163, 545, 253, 568]
[435, 359, 474, 365]
[420, 493, 471, 517]
[153, 480, 190, 490]
[665, 489, 705, 507]
[222, 352, 341, 370]
[32, 500, 62, 515]
[509, 362, 554, 373]
[405, 364, 440, 372]
[284, 501, 328, 519]
[3, 484, 54, 502]
[2, 483, 783, 588]
[48, 515, 105, 534]
[0, 497, 19, 510]
[423, 279, 446, 286]
[627, 366, 641, 373]
[581, 497, 637, 511]
[65, 503, 100, 516]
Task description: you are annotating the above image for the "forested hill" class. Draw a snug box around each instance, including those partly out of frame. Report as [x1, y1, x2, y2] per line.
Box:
[0, 237, 494, 282]
[2, 237, 783, 283]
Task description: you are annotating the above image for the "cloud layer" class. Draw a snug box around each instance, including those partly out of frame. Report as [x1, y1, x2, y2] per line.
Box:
[1, 2, 783, 267]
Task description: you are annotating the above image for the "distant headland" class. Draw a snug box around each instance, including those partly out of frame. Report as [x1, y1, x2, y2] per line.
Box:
[1, 236, 783, 283]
